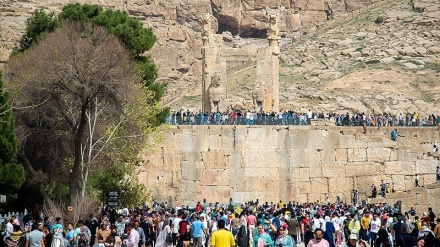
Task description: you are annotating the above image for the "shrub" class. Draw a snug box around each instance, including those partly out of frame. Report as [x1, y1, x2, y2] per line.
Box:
[375, 16, 384, 24]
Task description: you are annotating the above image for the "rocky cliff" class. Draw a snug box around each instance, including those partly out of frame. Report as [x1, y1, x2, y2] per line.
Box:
[1, 0, 385, 99]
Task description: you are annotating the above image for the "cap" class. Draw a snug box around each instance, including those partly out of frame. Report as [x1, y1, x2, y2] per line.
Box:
[349, 234, 358, 240]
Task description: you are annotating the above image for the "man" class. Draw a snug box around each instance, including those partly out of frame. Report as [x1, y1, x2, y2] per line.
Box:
[211, 220, 236, 247]
[65, 223, 75, 247]
[134, 220, 145, 247]
[252, 224, 272, 247]
[369, 213, 381, 246]
[286, 213, 299, 244]
[415, 174, 420, 187]
[331, 213, 341, 245]
[312, 214, 324, 232]
[6, 218, 13, 236]
[115, 215, 126, 237]
[26, 224, 45, 247]
[172, 213, 182, 247]
[85, 214, 99, 246]
[349, 216, 360, 236]
[301, 213, 312, 240]
[360, 212, 370, 241]
[307, 228, 330, 247]
[191, 215, 206, 247]
[126, 223, 140, 247]
[428, 208, 436, 230]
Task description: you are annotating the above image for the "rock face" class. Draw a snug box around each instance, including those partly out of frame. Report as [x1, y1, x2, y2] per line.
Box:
[139, 125, 440, 213]
[1, 0, 389, 99]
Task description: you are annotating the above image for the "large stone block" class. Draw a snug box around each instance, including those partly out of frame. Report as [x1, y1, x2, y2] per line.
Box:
[347, 148, 367, 162]
[335, 149, 348, 161]
[346, 162, 381, 177]
[321, 161, 347, 178]
[416, 159, 438, 174]
[299, 168, 310, 181]
[202, 151, 228, 169]
[367, 147, 392, 162]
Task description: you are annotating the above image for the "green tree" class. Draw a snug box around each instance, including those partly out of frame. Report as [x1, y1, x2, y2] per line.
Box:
[0, 71, 25, 197]
[17, 10, 57, 52]
[17, 4, 168, 110]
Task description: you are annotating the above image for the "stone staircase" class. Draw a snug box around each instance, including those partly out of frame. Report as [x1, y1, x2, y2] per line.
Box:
[367, 183, 440, 214]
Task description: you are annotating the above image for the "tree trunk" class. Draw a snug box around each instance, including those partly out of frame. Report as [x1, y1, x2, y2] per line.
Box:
[18, 152, 55, 206]
[69, 99, 89, 201]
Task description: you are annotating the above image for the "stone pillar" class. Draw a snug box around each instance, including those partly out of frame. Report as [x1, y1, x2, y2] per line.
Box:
[266, 13, 280, 113]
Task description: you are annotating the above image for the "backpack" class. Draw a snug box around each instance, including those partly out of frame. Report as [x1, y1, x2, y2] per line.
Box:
[78, 226, 90, 247]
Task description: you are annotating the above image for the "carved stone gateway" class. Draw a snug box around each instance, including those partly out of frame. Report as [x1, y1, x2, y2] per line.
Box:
[201, 11, 281, 113]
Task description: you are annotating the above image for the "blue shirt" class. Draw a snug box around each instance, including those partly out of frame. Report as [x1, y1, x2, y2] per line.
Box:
[191, 220, 205, 238]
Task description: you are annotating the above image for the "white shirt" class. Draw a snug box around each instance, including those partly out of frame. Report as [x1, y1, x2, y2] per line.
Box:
[370, 218, 381, 233]
[6, 222, 13, 234]
[127, 228, 139, 247]
[332, 217, 341, 231]
[173, 218, 182, 234]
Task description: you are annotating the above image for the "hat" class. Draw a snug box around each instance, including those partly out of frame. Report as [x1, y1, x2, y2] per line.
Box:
[349, 234, 358, 240]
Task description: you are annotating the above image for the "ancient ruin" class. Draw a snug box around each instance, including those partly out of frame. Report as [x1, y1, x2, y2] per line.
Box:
[201, 10, 281, 113]
[139, 125, 440, 213]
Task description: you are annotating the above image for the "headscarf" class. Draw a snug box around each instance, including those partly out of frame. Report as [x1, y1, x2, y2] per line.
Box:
[325, 216, 331, 222]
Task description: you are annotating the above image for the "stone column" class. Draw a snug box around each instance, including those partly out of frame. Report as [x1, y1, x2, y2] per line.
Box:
[266, 14, 280, 113]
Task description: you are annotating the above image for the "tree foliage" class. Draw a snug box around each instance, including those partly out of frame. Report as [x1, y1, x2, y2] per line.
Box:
[17, 10, 57, 52]
[0, 71, 25, 197]
[7, 22, 163, 205]
[15, 4, 168, 110]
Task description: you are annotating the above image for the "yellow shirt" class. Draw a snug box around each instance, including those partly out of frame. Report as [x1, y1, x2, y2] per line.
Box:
[361, 217, 370, 229]
[211, 229, 236, 247]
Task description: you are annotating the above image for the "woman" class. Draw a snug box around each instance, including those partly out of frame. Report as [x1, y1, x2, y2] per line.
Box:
[323, 216, 335, 247]
[303, 225, 314, 247]
[155, 217, 172, 247]
[96, 222, 111, 246]
[253, 224, 273, 247]
[274, 225, 294, 247]
[374, 229, 391, 247]
[105, 226, 122, 247]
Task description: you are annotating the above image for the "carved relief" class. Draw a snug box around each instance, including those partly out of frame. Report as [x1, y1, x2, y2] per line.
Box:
[208, 72, 223, 112]
[252, 81, 266, 112]
[201, 12, 212, 46]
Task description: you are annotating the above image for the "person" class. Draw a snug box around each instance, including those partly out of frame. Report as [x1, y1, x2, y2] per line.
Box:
[433, 218, 440, 238]
[236, 219, 250, 247]
[323, 217, 334, 247]
[85, 214, 99, 247]
[394, 224, 415, 247]
[155, 217, 171, 247]
[43, 225, 53, 247]
[66, 223, 75, 247]
[247, 212, 257, 245]
[415, 174, 420, 187]
[307, 228, 329, 247]
[349, 216, 360, 236]
[126, 223, 140, 247]
[344, 234, 359, 247]
[374, 229, 391, 247]
[178, 214, 190, 247]
[253, 224, 273, 247]
[134, 220, 146, 247]
[437, 166, 440, 183]
[360, 212, 370, 242]
[418, 221, 436, 247]
[191, 216, 206, 247]
[210, 220, 235, 247]
[105, 226, 122, 247]
[172, 213, 182, 247]
[303, 225, 315, 247]
[25, 223, 45, 247]
[274, 225, 294, 247]
[114, 216, 126, 237]
[9, 224, 25, 247]
[96, 222, 111, 246]
[428, 208, 436, 230]
[391, 129, 398, 141]
[74, 220, 91, 247]
[416, 236, 425, 247]
[369, 213, 381, 246]
[286, 214, 299, 244]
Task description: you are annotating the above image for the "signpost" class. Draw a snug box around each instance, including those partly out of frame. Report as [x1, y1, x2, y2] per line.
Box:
[106, 189, 120, 208]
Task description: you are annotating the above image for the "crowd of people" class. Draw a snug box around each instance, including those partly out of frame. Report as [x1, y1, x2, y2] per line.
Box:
[166, 110, 440, 127]
[2, 200, 440, 247]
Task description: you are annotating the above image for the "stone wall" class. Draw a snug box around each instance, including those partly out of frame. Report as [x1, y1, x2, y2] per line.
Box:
[139, 125, 440, 213]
